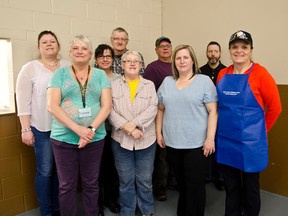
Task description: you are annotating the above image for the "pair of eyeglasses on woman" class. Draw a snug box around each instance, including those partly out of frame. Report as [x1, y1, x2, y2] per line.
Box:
[123, 59, 141, 65]
[97, 55, 112, 60]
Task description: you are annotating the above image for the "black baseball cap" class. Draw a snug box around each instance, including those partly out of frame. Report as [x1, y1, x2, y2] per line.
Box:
[229, 30, 253, 47]
[155, 36, 171, 47]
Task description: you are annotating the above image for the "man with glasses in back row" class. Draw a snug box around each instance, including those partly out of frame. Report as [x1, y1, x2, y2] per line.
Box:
[110, 27, 145, 75]
[144, 36, 175, 201]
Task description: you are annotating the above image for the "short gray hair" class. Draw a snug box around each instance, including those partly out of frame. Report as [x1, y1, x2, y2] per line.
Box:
[69, 35, 93, 54]
[121, 50, 141, 62]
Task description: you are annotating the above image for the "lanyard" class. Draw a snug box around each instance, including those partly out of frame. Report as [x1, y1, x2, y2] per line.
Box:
[72, 65, 90, 108]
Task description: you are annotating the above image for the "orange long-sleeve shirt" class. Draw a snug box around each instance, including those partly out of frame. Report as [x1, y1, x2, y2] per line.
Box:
[216, 63, 282, 131]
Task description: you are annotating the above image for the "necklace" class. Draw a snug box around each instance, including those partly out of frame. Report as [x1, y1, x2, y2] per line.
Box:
[72, 65, 91, 81]
[72, 65, 91, 108]
[42, 59, 59, 67]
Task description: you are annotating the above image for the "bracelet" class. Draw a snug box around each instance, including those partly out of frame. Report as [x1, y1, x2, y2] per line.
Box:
[21, 128, 32, 133]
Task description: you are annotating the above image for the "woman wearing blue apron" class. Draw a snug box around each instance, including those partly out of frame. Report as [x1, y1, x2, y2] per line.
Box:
[216, 30, 282, 216]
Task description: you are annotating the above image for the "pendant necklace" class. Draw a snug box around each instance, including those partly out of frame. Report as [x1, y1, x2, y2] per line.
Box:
[42, 59, 59, 67]
[72, 65, 91, 83]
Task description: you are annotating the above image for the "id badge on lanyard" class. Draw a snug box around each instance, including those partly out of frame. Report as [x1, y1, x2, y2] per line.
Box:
[72, 65, 92, 118]
[79, 107, 92, 118]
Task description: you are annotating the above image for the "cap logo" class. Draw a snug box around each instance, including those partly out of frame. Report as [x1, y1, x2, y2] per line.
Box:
[229, 30, 253, 47]
[231, 31, 248, 41]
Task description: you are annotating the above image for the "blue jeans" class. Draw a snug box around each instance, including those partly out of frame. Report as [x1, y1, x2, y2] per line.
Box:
[112, 139, 156, 216]
[32, 127, 59, 216]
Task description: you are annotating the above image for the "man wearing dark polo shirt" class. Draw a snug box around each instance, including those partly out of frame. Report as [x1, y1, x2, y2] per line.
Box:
[200, 41, 226, 191]
[200, 41, 226, 85]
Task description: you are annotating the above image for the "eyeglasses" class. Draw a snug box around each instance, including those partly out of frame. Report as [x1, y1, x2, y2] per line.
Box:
[111, 37, 128, 42]
[97, 55, 112, 60]
[157, 44, 172, 49]
[123, 59, 141, 65]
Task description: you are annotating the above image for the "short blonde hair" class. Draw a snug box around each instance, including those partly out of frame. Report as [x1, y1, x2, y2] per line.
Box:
[121, 50, 141, 63]
[69, 35, 93, 54]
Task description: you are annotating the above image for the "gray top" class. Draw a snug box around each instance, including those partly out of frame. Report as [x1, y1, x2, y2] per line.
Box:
[157, 74, 217, 149]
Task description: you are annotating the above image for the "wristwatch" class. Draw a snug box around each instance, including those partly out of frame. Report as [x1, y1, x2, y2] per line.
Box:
[88, 125, 96, 132]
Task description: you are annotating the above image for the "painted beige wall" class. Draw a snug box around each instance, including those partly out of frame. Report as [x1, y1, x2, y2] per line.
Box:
[0, 0, 162, 86]
[162, 0, 288, 84]
[162, 0, 288, 196]
[1, 0, 287, 86]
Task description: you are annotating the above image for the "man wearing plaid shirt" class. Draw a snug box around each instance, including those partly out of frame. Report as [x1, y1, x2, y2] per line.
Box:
[110, 27, 145, 75]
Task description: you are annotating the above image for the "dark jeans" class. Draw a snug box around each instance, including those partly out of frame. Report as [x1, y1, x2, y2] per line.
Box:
[112, 140, 156, 216]
[98, 131, 119, 207]
[51, 138, 104, 216]
[220, 164, 260, 216]
[32, 127, 59, 216]
[167, 146, 208, 216]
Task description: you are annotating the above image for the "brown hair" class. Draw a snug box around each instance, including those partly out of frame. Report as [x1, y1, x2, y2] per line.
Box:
[37, 30, 60, 49]
[171, 44, 200, 80]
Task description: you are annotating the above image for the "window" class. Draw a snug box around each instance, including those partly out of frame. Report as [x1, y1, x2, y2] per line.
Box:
[0, 38, 15, 115]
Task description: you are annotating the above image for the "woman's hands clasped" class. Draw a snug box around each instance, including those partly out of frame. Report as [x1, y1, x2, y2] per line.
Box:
[131, 128, 144, 140]
[77, 126, 95, 148]
[122, 121, 136, 135]
[122, 121, 144, 140]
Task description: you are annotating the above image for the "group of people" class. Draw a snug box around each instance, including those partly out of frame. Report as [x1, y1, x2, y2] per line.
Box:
[16, 27, 282, 216]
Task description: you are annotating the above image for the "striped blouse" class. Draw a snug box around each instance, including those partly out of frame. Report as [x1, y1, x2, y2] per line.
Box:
[109, 76, 158, 150]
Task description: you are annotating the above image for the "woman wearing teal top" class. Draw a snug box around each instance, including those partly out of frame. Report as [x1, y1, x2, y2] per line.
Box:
[47, 35, 112, 216]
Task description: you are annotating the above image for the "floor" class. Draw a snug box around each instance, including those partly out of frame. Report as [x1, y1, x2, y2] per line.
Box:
[18, 183, 288, 216]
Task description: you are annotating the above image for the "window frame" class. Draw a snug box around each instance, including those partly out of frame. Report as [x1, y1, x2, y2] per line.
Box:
[0, 38, 15, 115]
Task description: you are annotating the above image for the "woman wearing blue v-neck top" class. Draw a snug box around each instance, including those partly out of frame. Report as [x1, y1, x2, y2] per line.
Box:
[156, 44, 218, 216]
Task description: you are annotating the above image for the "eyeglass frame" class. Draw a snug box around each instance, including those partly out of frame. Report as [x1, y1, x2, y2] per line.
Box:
[122, 59, 142, 65]
[157, 44, 172, 49]
[96, 55, 113, 60]
[111, 37, 129, 42]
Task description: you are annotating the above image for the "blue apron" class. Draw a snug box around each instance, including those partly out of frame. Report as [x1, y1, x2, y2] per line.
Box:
[216, 64, 268, 172]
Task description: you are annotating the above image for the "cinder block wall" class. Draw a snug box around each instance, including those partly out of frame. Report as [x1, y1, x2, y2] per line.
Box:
[0, 1, 162, 215]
